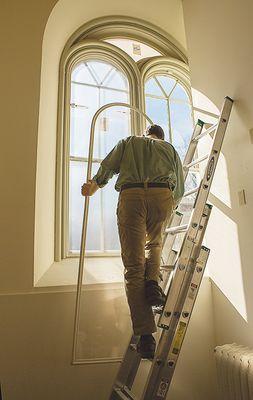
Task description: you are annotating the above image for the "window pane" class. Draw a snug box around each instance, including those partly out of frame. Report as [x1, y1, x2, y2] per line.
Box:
[71, 81, 98, 107]
[72, 63, 95, 84]
[70, 105, 98, 159]
[170, 101, 193, 159]
[145, 77, 164, 97]
[104, 69, 128, 91]
[99, 88, 129, 158]
[171, 83, 189, 102]
[70, 84, 99, 158]
[69, 161, 101, 252]
[103, 176, 121, 251]
[86, 61, 113, 85]
[145, 96, 169, 141]
[156, 76, 176, 96]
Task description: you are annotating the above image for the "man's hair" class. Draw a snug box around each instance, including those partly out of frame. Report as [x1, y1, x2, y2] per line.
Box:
[146, 124, 165, 140]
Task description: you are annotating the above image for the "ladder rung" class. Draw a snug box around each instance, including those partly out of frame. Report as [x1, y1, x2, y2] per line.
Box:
[183, 187, 199, 198]
[192, 123, 218, 142]
[160, 264, 174, 272]
[165, 224, 188, 235]
[183, 154, 208, 170]
[114, 387, 137, 400]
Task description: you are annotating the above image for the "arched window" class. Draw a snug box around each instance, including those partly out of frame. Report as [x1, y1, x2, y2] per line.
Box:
[57, 37, 195, 261]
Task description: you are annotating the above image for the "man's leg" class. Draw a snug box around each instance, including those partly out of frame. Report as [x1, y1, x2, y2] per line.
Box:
[145, 189, 174, 282]
[117, 189, 156, 336]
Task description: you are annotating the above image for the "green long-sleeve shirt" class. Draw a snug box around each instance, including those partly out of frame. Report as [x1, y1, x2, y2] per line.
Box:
[92, 136, 184, 205]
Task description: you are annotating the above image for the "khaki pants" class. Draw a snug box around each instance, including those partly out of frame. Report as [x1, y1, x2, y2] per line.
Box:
[117, 188, 174, 335]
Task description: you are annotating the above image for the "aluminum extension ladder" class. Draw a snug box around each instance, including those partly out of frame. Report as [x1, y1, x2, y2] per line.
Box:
[109, 96, 233, 400]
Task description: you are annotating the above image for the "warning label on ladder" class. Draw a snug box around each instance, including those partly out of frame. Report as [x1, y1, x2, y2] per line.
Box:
[188, 282, 198, 300]
[172, 321, 187, 355]
[157, 378, 169, 398]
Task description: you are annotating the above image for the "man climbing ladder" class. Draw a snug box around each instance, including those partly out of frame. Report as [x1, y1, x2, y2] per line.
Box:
[81, 124, 184, 359]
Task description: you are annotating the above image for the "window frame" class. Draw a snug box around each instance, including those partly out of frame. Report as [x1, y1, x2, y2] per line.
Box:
[69, 61, 131, 257]
[55, 20, 191, 263]
[56, 40, 142, 261]
[141, 57, 195, 153]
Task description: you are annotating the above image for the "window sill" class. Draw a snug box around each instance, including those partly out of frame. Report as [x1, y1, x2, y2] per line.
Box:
[35, 256, 124, 289]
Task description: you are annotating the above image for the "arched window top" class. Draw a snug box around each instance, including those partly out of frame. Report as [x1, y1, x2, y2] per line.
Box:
[139, 56, 191, 97]
[63, 16, 187, 63]
[72, 60, 129, 90]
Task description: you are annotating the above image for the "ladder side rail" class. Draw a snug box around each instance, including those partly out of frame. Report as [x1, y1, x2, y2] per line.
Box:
[142, 247, 209, 399]
[182, 119, 204, 176]
[160, 119, 204, 265]
[148, 205, 211, 399]
[161, 118, 209, 259]
[160, 251, 177, 294]
[159, 203, 211, 329]
[112, 387, 137, 400]
[163, 119, 204, 240]
[161, 211, 183, 265]
[109, 335, 141, 394]
[159, 96, 233, 326]
[192, 122, 218, 142]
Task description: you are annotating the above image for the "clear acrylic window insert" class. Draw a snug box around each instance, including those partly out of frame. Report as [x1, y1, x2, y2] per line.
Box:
[68, 61, 198, 256]
[69, 60, 130, 255]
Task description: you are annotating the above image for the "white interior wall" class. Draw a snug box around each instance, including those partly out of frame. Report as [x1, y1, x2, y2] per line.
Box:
[183, 0, 253, 348]
[0, 0, 218, 398]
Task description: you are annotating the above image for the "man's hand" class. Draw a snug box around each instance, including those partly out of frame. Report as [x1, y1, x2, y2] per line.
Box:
[81, 180, 99, 196]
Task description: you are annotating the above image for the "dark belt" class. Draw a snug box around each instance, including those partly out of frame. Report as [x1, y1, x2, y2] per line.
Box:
[120, 182, 170, 192]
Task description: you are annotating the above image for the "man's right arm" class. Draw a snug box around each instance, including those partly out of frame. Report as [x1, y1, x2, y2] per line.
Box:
[81, 138, 126, 197]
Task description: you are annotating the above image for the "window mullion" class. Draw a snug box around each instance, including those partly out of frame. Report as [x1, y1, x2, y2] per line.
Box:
[145, 93, 167, 100]
[71, 80, 128, 94]
[154, 76, 168, 99]
[101, 66, 116, 86]
[85, 62, 100, 85]
[168, 80, 178, 98]
[167, 99, 173, 143]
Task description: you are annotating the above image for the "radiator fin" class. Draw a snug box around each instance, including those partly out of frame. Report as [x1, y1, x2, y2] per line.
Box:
[215, 344, 253, 400]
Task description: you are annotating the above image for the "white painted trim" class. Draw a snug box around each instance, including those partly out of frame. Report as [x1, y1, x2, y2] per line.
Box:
[56, 40, 141, 261]
[56, 19, 190, 263]
[139, 56, 193, 137]
[64, 16, 187, 63]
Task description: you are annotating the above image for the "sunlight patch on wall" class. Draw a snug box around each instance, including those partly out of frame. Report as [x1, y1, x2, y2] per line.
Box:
[206, 206, 247, 322]
[191, 88, 220, 116]
[211, 153, 232, 207]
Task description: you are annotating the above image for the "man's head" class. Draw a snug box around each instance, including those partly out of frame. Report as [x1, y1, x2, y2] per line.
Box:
[145, 124, 165, 140]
